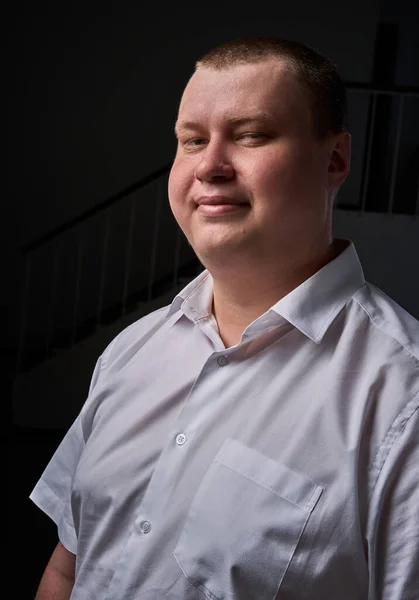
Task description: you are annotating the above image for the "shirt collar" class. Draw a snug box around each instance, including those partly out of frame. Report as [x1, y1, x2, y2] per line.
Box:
[165, 239, 365, 343]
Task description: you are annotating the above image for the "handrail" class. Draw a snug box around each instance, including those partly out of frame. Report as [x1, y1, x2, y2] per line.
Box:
[20, 82, 419, 257]
[14, 82, 418, 377]
[21, 162, 173, 255]
[344, 83, 419, 97]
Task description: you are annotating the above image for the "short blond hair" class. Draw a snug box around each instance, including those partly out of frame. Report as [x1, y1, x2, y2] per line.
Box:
[195, 36, 348, 141]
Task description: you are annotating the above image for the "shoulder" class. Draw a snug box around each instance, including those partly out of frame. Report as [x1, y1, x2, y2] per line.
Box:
[351, 282, 419, 364]
[347, 285, 419, 499]
[98, 304, 174, 374]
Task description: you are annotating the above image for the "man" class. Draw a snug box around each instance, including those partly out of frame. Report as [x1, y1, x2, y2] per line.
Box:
[32, 36, 418, 599]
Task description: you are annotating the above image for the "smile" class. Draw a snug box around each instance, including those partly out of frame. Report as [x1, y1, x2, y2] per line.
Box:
[196, 203, 250, 216]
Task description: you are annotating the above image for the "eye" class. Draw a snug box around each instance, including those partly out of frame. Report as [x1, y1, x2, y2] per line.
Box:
[181, 133, 267, 148]
[240, 133, 266, 140]
[184, 138, 206, 147]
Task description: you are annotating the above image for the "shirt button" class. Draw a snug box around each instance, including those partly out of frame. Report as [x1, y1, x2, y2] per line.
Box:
[140, 520, 152, 534]
[176, 433, 187, 445]
[217, 356, 229, 366]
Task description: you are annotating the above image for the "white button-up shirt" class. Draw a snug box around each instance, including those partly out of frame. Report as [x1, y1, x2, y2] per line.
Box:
[30, 240, 419, 600]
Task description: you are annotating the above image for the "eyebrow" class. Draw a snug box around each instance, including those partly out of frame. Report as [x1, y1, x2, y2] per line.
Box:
[174, 111, 275, 135]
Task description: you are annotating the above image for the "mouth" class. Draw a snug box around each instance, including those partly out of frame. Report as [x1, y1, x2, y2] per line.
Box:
[195, 195, 250, 216]
[196, 203, 250, 216]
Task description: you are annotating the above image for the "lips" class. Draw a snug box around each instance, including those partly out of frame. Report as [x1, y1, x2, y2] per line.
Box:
[196, 195, 249, 206]
[196, 196, 250, 216]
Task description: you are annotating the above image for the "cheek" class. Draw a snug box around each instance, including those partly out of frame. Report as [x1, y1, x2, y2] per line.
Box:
[168, 161, 191, 202]
[259, 147, 320, 195]
[168, 165, 183, 210]
[168, 163, 194, 226]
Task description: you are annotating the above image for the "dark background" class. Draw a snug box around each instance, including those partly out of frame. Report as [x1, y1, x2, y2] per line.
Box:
[7, 1, 418, 597]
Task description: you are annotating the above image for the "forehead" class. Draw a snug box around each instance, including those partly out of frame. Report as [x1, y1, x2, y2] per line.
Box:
[177, 60, 309, 126]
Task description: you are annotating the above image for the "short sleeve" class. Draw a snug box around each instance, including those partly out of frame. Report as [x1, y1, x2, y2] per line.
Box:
[366, 397, 419, 600]
[29, 353, 106, 554]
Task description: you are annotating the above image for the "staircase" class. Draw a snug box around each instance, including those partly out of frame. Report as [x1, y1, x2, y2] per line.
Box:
[12, 164, 204, 428]
[12, 83, 419, 430]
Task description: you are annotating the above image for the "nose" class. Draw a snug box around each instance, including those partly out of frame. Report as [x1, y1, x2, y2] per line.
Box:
[195, 141, 235, 183]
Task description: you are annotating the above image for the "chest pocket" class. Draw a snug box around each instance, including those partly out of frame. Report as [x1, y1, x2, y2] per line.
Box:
[174, 438, 323, 600]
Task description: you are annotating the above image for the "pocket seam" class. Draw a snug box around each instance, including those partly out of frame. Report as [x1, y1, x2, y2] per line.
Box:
[215, 460, 312, 510]
[273, 485, 322, 597]
[174, 442, 324, 600]
[216, 438, 321, 510]
[215, 457, 323, 512]
[173, 550, 220, 600]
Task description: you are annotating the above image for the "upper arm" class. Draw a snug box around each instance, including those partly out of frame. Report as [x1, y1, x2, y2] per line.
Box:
[34, 541, 76, 600]
[367, 400, 419, 599]
[48, 542, 76, 582]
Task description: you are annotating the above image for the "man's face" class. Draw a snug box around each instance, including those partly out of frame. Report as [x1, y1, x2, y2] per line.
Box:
[168, 59, 347, 266]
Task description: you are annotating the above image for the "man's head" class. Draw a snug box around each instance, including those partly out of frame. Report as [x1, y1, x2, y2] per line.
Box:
[168, 36, 351, 270]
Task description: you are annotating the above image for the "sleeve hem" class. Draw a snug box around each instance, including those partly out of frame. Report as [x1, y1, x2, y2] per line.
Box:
[30, 479, 78, 554]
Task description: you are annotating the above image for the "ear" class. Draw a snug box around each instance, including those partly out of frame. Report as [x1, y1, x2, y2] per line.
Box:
[327, 131, 351, 193]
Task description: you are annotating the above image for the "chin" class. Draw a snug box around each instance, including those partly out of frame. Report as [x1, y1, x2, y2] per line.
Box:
[195, 237, 252, 262]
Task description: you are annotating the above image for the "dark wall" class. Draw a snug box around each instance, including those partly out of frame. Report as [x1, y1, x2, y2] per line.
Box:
[9, 1, 414, 597]
[8, 2, 378, 249]
[6, 0, 379, 361]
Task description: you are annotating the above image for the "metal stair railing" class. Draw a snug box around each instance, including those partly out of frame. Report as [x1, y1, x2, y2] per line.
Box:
[15, 164, 203, 376]
[14, 83, 419, 377]
[336, 82, 419, 215]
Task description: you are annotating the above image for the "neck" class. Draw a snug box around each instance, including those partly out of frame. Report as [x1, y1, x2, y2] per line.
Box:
[209, 241, 339, 347]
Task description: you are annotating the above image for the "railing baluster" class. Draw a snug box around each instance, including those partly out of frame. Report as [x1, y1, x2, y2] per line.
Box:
[387, 95, 404, 216]
[147, 181, 162, 302]
[15, 255, 31, 378]
[360, 92, 377, 213]
[122, 195, 136, 316]
[45, 238, 60, 359]
[97, 211, 110, 329]
[72, 227, 84, 345]
[416, 176, 419, 218]
[14, 84, 418, 381]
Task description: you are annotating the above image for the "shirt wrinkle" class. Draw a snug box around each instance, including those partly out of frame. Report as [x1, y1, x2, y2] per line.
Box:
[368, 395, 419, 499]
[353, 295, 419, 365]
[29, 238, 419, 600]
